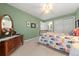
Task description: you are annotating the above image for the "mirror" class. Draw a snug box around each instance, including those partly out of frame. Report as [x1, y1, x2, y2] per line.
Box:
[2, 15, 12, 31]
[0, 14, 16, 36]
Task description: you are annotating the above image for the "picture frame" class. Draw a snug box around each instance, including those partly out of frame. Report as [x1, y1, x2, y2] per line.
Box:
[31, 23, 36, 28]
[26, 21, 30, 27]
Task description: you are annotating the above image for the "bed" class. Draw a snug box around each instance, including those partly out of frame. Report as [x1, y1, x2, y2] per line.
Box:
[38, 32, 79, 53]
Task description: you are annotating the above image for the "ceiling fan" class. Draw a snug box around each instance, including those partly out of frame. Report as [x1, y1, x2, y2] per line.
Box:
[41, 3, 53, 15]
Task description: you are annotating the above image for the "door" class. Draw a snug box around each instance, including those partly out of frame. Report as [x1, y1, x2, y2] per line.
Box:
[63, 18, 75, 34]
[54, 16, 75, 34]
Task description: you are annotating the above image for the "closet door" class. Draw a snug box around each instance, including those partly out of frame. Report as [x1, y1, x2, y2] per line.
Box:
[63, 18, 75, 34]
[54, 19, 64, 33]
[54, 16, 75, 34]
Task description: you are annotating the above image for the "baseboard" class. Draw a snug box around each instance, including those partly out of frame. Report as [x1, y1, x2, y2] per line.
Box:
[24, 36, 39, 42]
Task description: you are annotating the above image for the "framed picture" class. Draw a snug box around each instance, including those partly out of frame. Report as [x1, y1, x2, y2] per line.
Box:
[26, 21, 30, 27]
[31, 23, 36, 28]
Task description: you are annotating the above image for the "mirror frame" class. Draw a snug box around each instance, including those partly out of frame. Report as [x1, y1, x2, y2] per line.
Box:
[0, 14, 13, 34]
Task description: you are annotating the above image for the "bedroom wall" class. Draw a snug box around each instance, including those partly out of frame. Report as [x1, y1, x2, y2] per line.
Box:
[45, 13, 75, 33]
[0, 3, 42, 40]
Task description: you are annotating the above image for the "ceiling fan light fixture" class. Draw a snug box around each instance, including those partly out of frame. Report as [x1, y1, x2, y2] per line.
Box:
[42, 3, 53, 14]
[44, 9, 50, 14]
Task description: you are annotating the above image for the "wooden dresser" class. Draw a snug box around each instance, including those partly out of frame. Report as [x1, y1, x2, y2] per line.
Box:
[0, 35, 23, 56]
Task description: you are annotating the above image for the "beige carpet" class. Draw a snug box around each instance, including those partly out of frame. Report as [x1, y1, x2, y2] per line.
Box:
[11, 37, 68, 56]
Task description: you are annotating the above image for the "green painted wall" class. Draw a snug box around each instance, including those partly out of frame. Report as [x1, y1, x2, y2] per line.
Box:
[0, 3, 41, 40]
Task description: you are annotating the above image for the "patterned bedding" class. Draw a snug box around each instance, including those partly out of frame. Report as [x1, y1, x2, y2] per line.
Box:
[39, 32, 79, 53]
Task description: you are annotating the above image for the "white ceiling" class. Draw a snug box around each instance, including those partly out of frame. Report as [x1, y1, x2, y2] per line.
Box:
[9, 3, 79, 20]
